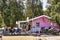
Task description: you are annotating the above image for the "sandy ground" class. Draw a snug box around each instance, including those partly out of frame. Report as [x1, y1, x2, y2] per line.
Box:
[2, 36, 37, 40]
[2, 36, 60, 40]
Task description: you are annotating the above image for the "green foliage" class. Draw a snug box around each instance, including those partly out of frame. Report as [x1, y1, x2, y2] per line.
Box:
[25, 0, 43, 18]
[0, 0, 24, 27]
[0, 14, 2, 26]
[45, 0, 60, 26]
[0, 0, 43, 27]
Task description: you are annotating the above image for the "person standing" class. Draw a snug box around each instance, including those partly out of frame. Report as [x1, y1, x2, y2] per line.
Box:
[28, 24, 31, 31]
[16, 27, 21, 34]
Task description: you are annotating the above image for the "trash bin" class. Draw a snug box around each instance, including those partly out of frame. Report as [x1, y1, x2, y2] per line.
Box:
[0, 35, 2, 40]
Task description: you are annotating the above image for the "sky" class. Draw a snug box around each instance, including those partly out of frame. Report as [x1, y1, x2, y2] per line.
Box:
[41, 0, 47, 10]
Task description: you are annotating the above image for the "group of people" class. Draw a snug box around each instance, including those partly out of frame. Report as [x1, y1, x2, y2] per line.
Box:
[4, 25, 31, 35]
[5, 27, 21, 35]
[4, 25, 57, 35]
